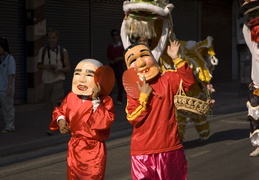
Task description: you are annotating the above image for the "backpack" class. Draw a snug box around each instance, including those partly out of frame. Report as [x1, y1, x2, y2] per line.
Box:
[41, 45, 65, 67]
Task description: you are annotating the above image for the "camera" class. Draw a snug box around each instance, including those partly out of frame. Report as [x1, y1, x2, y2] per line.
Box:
[50, 64, 57, 72]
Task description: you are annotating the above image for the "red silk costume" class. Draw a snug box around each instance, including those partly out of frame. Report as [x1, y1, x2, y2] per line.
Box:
[126, 62, 195, 155]
[50, 92, 115, 180]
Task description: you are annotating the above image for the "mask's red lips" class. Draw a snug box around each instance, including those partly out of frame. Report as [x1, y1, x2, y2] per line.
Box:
[77, 84, 88, 91]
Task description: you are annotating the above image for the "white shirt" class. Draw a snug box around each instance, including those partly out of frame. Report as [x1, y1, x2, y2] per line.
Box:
[37, 46, 66, 84]
[243, 24, 259, 86]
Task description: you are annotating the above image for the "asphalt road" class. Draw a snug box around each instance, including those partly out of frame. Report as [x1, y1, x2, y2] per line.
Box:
[0, 110, 257, 180]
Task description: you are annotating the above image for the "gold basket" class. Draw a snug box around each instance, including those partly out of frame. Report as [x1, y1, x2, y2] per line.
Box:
[174, 80, 211, 119]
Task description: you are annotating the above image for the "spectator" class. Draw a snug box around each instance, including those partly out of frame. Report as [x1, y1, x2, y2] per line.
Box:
[107, 29, 125, 104]
[37, 28, 70, 135]
[0, 37, 16, 133]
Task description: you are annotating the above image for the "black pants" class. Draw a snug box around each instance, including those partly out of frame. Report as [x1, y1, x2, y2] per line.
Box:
[110, 61, 126, 102]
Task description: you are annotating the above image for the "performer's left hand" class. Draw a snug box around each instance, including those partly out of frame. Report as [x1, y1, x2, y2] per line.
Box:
[167, 40, 180, 60]
[92, 82, 101, 100]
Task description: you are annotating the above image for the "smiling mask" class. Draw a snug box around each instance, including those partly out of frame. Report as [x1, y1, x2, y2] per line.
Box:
[124, 43, 160, 81]
[72, 59, 103, 96]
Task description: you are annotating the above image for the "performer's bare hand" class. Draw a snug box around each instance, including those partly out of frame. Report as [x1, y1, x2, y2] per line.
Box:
[58, 119, 71, 134]
[92, 82, 101, 100]
[167, 40, 180, 60]
[137, 76, 152, 95]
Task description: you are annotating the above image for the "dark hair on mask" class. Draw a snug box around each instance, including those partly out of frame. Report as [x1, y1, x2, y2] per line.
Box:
[0, 37, 10, 53]
[123, 42, 150, 60]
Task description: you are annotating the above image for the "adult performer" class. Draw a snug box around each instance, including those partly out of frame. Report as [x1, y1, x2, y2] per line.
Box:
[49, 59, 115, 179]
[123, 40, 195, 179]
[241, 0, 259, 157]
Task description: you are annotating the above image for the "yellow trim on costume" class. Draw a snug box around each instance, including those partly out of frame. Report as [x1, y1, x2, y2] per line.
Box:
[126, 93, 149, 121]
[139, 92, 149, 102]
[173, 57, 185, 68]
[253, 88, 259, 96]
[165, 68, 177, 72]
[159, 58, 167, 74]
[208, 48, 215, 56]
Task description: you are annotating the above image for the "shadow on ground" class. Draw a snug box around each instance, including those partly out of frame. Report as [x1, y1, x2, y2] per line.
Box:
[183, 128, 249, 150]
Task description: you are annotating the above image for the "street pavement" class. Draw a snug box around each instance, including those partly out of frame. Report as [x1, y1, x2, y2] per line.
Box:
[0, 108, 254, 180]
[0, 80, 248, 167]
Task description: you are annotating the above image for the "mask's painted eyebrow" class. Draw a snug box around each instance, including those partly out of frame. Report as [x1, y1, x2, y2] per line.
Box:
[127, 53, 134, 61]
[74, 69, 95, 74]
[126, 49, 149, 60]
[74, 69, 81, 72]
[126, 47, 150, 61]
[85, 69, 95, 74]
[140, 49, 149, 53]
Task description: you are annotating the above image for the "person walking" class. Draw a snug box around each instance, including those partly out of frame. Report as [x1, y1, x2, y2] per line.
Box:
[241, 0, 259, 157]
[37, 28, 70, 135]
[49, 59, 115, 180]
[107, 29, 125, 104]
[123, 41, 195, 179]
[0, 37, 16, 133]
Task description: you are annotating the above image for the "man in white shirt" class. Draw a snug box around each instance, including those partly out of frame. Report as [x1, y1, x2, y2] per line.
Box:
[37, 28, 70, 135]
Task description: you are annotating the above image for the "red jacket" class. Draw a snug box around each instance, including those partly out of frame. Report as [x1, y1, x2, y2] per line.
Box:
[49, 92, 115, 179]
[125, 62, 195, 155]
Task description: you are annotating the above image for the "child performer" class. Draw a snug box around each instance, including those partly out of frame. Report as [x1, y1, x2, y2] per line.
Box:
[123, 41, 195, 180]
[49, 59, 115, 179]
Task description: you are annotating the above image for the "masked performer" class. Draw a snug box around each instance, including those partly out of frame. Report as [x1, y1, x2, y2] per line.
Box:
[241, 0, 259, 157]
[49, 59, 115, 179]
[123, 40, 195, 179]
[120, 0, 218, 142]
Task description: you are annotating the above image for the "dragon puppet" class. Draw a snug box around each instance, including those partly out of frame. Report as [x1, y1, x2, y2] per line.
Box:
[120, 0, 218, 142]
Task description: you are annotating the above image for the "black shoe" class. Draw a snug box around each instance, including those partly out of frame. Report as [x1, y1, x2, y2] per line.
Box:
[1, 129, 15, 133]
[46, 129, 54, 136]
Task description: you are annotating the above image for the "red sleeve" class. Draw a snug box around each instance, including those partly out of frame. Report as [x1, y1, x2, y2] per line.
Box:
[169, 61, 195, 92]
[49, 94, 69, 131]
[125, 62, 195, 127]
[125, 93, 150, 127]
[88, 96, 115, 130]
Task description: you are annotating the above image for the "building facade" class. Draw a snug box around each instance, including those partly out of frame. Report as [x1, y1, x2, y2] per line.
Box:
[0, 0, 243, 104]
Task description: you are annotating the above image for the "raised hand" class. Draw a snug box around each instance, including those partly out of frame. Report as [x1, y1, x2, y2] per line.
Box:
[92, 82, 101, 100]
[167, 40, 180, 60]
